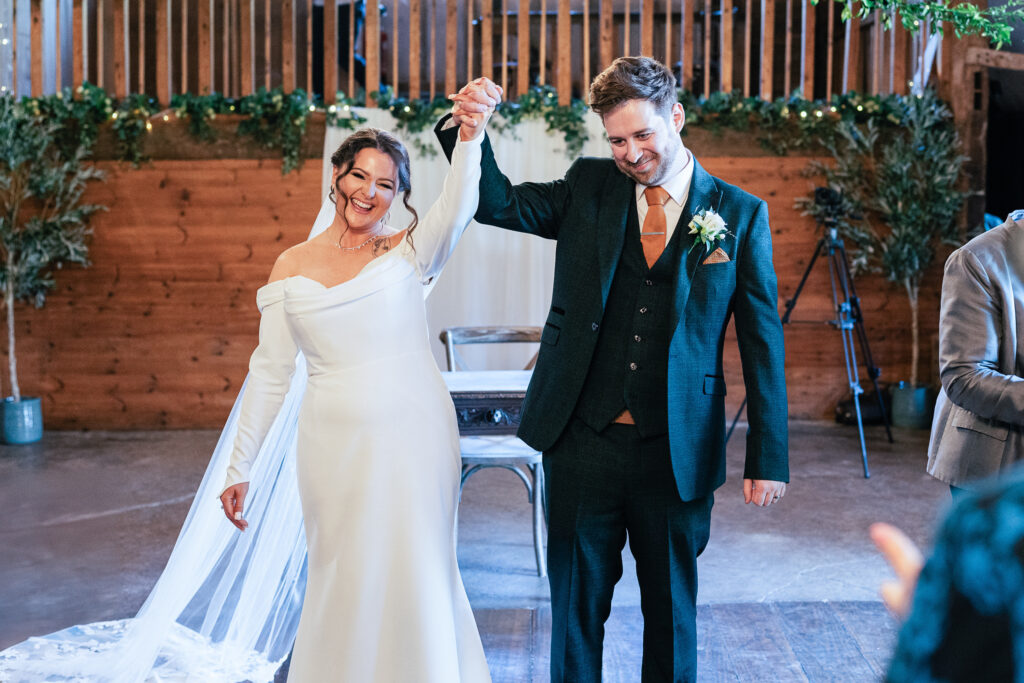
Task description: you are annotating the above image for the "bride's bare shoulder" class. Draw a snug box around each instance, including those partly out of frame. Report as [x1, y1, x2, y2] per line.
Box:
[267, 241, 314, 284]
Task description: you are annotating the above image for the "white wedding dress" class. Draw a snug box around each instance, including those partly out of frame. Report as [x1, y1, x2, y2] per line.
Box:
[0, 134, 490, 683]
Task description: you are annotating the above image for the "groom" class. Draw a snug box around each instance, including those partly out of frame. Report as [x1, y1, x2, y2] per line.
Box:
[437, 57, 789, 682]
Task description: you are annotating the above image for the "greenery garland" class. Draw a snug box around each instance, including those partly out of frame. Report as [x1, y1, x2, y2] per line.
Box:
[3, 82, 959, 177]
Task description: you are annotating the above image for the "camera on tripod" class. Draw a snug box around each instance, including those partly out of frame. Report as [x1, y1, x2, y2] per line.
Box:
[813, 187, 844, 242]
[732, 184, 893, 476]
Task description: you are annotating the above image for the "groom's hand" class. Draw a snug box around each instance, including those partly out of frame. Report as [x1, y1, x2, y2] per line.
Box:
[449, 77, 503, 141]
[744, 479, 787, 507]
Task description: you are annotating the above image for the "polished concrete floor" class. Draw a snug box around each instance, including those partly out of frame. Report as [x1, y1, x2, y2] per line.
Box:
[0, 421, 948, 680]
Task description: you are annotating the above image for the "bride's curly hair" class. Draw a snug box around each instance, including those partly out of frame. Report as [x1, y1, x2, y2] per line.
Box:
[329, 127, 419, 250]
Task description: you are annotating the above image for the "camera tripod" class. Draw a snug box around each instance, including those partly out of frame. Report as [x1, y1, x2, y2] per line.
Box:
[725, 220, 893, 479]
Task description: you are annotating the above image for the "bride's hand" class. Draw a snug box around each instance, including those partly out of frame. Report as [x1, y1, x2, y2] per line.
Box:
[450, 77, 502, 141]
[220, 482, 250, 531]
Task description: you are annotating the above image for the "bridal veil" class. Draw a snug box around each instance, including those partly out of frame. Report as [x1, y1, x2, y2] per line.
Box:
[0, 199, 339, 683]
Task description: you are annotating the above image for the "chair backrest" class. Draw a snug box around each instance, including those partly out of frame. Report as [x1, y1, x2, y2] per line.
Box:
[439, 326, 542, 371]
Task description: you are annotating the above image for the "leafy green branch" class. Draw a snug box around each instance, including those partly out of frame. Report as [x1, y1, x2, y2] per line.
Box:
[819, 0, 1024, 47]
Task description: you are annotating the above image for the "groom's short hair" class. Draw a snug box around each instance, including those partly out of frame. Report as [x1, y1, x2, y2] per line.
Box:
[588, 57, 678, 118]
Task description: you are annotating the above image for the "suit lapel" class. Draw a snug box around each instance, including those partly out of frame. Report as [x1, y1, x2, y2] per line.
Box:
[595, 168, 634, 308]
[671, 157, 722, 331]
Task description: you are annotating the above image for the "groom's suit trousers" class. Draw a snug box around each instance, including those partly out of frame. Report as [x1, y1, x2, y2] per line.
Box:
[544, 418, 713, 683]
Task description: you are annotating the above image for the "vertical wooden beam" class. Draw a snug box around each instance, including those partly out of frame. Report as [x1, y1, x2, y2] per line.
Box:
[557, 0, 569, 104]
[391, 0, 398, 92]
[280, 0, 293, 91]
[482, 0, 492, 81]
[539, 0, 546, 85]
[783, 0, 791, 95]
[843, 7, 861, 93]
[501, 0, 508, 93]
[197, 0, 210, 93]
[641, 0, 654, 56]
[263, 0, 270, 89]
[682, 0, 692, 91]
[55, 0, 62, 90]
[467, 0, 474, 81]
[826, 0, 834, 97]
[113, 0, 126, 96]
[722, 0, 733, 91]
[518, 0, 529, 96]
[156, 0, 168, 102]
[240, 0, 252, 94]
[583, 0, 590, 94]
[743, 0, 751, 95]
[886, 10, 894, 93]
[305, 0, 311, 95]
[347, 1, 354, 97]
[760, 0, 774, 99]
[235, 0, 243, 95]
[136, 0, 145, 94]
[223, 0, 232, 93]
[10, 0, 17, 95]
[623, 0, 630, 56]
[599, 0, 612, 74]
[73, 0, 84, 88]
[893, 12, 907, 94]
[665, 0, 672, 71]
[428, 0, 436, 99]
[445, 0, 456, 96]
[31, 0, 42, 96]
[871, 10, 881, 93]
[365, 0, 379, 102]
[410, 0, 421, 98]
[96, 0, 105, 89]
[180, 0, 188, 93]
[322, 0, 334, 100]
[703, 0, 710, 95]
[801, 0, 813, 96]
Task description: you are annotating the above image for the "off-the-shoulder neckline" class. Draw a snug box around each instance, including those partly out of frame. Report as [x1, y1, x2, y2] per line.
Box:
[263, 245, 404, 292]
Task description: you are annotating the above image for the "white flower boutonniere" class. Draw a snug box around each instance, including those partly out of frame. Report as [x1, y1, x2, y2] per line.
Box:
[687, 208, 730, 253]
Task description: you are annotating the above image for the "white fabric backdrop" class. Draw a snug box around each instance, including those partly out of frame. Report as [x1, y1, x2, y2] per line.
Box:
[321, 110, 611, 370]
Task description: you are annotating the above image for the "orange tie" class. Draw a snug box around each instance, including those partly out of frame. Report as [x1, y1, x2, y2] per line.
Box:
[641, 186, 671, 268]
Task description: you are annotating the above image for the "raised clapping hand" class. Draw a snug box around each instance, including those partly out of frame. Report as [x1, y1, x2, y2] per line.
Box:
[870, 521, 925, 618]
[449, 77, 503, 141]
[744, 479, 787, 507]
[220, 482, 250, 531]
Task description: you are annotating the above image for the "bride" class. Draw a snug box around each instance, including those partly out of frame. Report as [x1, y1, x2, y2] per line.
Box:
[0, 104, 496, 681]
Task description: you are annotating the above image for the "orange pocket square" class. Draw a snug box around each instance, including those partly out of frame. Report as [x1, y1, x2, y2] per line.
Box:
[703, 247, 731, 265]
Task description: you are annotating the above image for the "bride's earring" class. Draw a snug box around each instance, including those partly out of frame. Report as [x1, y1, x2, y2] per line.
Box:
[383, 211, 391, 226]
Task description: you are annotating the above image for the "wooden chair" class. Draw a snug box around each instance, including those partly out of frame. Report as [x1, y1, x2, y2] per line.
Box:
[439, 326, 546, 577]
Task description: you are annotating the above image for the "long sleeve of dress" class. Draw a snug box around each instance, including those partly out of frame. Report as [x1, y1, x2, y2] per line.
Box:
[222, 282, 299, 491]
[402, 133, 482, 283]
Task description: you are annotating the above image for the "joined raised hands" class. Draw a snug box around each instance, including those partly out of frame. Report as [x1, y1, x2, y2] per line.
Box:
[449, 77, 504, 141]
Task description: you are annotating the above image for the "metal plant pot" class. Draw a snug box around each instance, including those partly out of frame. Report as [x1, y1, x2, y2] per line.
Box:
[3, 397, 43, 444]
[890, 383, 935, 430]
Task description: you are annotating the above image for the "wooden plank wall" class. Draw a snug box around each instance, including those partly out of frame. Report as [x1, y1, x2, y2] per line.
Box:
[11, 153, 942, 429]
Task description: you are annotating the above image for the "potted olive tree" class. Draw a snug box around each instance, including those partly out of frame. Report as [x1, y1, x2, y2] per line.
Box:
[0, 95, 103, 443]
[803, 90, 967, 428]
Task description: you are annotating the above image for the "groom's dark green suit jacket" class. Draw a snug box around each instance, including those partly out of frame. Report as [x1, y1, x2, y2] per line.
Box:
[437, 117, 789, 501]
